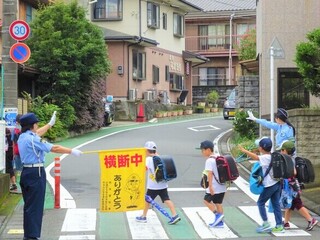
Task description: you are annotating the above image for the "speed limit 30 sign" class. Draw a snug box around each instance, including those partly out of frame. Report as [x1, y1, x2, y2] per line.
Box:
[9, 20, 30, 41]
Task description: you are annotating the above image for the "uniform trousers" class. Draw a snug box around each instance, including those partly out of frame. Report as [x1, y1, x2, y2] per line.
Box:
[20, 167, 46, 238]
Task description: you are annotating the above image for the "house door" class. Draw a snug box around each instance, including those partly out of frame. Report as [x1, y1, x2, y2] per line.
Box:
[278, 68, 309, 109]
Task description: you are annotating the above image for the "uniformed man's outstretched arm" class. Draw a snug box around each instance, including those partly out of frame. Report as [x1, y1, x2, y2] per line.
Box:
[51, 145, 82, 156]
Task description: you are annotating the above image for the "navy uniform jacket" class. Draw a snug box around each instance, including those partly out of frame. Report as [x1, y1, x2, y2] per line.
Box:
[18, 130, 53, 165]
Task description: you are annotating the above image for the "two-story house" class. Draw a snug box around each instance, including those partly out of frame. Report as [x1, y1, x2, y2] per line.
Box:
[85, 0, 204, 105]
[184, 0, 256, 103]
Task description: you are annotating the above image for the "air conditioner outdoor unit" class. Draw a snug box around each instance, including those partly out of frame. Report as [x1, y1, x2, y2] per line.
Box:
[144, 91, 153, 101]
[129, 89, 137, 100]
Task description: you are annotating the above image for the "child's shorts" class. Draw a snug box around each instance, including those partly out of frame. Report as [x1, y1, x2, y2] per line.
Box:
[204, 192, 225, 204]
[146, 188, 170, 203]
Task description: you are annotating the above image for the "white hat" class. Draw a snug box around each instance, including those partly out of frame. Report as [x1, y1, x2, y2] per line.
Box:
[144, 141, 157, 150]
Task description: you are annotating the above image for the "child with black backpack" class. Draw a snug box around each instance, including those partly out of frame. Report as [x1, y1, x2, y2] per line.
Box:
[277, 140, 318, 231]
[239, 137, 284, 233]
[135, 141, 180, 225]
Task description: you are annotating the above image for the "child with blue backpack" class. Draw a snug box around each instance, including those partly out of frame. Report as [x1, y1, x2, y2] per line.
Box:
[239, 137, 284, 233]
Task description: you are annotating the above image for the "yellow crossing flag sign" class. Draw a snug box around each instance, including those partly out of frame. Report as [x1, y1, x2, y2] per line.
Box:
[98, 148, 146, 212]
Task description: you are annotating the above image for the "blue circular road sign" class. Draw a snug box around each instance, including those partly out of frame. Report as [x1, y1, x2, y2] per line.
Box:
[9, 42, 31, 63]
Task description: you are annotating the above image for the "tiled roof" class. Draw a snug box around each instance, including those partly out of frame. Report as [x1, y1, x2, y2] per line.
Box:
[185, 0, 256, 11]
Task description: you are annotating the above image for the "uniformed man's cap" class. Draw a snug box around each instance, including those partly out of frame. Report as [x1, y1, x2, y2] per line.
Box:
[20, 113, 39, 127]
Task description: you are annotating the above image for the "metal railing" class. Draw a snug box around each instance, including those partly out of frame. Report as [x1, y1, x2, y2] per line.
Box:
[185, 34, 247, 53]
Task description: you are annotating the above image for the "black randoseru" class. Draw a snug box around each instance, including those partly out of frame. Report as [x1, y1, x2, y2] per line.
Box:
[162, 156, 177, 180]
[271, 152, 294, 179]
[153, 155, 177, 182]
[295, 157, 315, 183]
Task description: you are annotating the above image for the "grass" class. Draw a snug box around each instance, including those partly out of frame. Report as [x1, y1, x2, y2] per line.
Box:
[0, 193, 22, 216]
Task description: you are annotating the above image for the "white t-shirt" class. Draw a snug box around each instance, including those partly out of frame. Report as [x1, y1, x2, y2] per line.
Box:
[204, 156, 227, 194]
[259, 154, 279, 187]
[146, 156, 168, 190]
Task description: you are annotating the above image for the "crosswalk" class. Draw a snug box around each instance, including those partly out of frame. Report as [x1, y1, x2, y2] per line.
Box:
[57, 205, 312, 240]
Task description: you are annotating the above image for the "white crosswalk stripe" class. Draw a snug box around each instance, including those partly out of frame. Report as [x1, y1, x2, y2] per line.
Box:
[58, 206, 313, 239]
[127, 210, 169, 239]
[183, 207, 238, 239]
[239, 206, 311, 237]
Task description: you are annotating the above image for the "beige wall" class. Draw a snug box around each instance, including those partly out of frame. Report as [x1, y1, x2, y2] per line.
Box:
[90, 0, 186, 54]
[257, 0, 320, 116]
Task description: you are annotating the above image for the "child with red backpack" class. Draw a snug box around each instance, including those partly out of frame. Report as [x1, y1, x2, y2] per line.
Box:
[13, 114, 22, 175]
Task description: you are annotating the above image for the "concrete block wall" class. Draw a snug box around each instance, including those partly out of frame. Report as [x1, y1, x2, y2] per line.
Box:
[237, 75, 259, 112]
[192, 85, 237, 108]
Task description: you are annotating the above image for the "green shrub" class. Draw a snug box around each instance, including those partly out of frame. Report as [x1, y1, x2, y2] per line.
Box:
[23, 93, 71, 141]
[232, 109, 258, 139]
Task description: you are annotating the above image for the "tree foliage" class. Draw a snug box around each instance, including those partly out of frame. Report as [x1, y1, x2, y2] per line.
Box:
[295, 28, 320, 97]
[27, 0, 111, 132]
[237, 29, 256, 61]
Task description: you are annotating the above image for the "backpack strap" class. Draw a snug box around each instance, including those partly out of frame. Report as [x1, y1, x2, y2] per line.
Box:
[209, 156, 223, 184]
[257, 161, 272, 186]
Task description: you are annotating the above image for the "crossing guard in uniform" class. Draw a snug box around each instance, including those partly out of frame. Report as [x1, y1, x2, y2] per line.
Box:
[18, 112, 82, 240]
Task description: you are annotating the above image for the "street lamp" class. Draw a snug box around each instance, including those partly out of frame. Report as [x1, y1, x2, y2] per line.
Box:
[228, 13, 235, 85]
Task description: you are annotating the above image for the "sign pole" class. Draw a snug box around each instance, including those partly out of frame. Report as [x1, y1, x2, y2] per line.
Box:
[270, 46, 274, 150]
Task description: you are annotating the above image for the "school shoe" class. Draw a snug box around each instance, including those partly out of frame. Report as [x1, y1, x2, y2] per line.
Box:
[10, 184, 17, 191]
[210, 221, 224, 228]
[209, 213, 224, 227]
[135, 216, 147, 223]
[256, 222, 272, 233]
[168, 214, 181, 225]
[306, 218, 319, 231]
[272, 225, 285, 233]
[283, 222, 290, 229]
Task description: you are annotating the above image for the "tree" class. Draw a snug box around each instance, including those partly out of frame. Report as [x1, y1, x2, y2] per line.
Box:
[237, 29, 256, 61]
[27, 0, 111, 132]
[295, 28, 320, 97]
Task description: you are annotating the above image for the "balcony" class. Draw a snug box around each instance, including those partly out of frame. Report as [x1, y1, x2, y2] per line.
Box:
[185, 34, 246, 57]
[193, 73, 231, 87]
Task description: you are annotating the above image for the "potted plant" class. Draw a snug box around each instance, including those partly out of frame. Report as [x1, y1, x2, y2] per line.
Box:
[206, 90, 219, 111]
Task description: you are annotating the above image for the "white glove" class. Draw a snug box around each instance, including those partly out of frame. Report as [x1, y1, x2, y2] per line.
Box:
[246, 110, 257, 121]
[48, 111, 57, 126]
[71, 149, 82, 157]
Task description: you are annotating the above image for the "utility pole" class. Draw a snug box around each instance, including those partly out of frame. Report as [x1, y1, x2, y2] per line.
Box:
[1, 0, 17, 172]
[228, 13, 235, 85]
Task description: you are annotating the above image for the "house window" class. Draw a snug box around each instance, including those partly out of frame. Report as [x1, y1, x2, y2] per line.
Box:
[170, 73, 184, 90]
[147, 2, 160, 28]
[26, 4, 32, 23]
[93, 0, 123, 20]
[152, 65, 159, 84]
[199, 67, 229, 86]
[163, 13, 167, 30]
[132, 50, 146, 80]
[165, 65, 169, 81]
[236, 23, 255, 43]
[199, 24, 230, 50]
[173, 13, 184, 37]
[278, 68, 309, 109]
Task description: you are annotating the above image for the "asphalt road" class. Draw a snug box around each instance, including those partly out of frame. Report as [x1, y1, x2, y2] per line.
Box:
[59, 117, 233, 208]
[1, 117, 319, 239]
